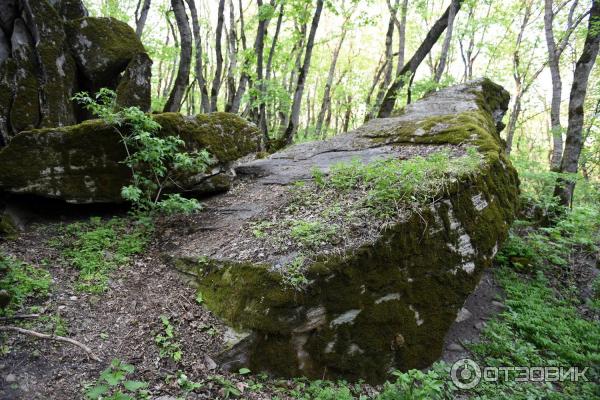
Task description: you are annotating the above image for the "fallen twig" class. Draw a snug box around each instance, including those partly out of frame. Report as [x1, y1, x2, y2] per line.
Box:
[0, 314, 40, 321]
[0, 325, 102, 362]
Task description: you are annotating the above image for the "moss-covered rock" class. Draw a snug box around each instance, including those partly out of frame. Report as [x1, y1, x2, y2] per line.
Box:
[66, 17, 145, 88]
[165, 79, 520, 383]
[9, 19, 41, 133]
[115, 53, 152, 112]
[51, 0, 88, 20]
[22, 0, 77, 129]
[0, 113, 262, 203]
[0, 0, 150, 143]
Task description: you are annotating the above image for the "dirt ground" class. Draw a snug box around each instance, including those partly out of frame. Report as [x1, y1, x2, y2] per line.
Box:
[0, 202, 510, 400]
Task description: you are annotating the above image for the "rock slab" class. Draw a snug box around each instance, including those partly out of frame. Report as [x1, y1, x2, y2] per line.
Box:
[165, 79, 520, 383]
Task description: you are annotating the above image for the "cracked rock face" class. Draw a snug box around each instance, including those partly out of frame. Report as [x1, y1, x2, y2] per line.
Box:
[0, 0, 150, 146]
[165, 79, 520, 383]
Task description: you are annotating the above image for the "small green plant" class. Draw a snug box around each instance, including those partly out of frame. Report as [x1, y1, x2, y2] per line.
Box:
[85, 359, 149, 400]
[155, 315, 183, 362]
[209, 375, 241, 398]
[378, 365, 452, 400]
[251, 221, 275, 238]
[61, 217, 151, 293]
[290, 220, 336, 247]
[167, 371, 203, 395]
[320, 149, 483, 217]
[282, 255, 309, 289]
[73, 89, 210, 214]
[0, 254, 51, 315]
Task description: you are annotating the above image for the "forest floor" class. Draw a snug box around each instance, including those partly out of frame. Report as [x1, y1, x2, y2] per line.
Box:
[0, 200, 598, 399]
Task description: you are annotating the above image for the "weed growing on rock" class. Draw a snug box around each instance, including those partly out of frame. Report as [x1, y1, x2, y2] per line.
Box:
[73, 89, 210, 214]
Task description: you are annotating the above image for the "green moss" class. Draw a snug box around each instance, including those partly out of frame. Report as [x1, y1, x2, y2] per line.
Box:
[24, 0, 77, 128]
[115, 53, 152, 112]
[66, 17, 145, 86]
[153, 112, 262, 162]
[0, 214, 18, 240]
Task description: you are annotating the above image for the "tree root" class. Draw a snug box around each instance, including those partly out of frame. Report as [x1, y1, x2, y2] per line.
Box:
[0, 325, 102, 362]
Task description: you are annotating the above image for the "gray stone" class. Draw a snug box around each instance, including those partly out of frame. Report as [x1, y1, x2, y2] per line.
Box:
[167, 80, 520, 383]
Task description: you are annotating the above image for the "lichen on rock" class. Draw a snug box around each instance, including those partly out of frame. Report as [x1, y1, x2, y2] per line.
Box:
[164, 79, 520, 384]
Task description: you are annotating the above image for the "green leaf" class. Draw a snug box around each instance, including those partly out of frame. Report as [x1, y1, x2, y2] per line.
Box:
[123, 380, 148, 391]
[238, 367, 251, 375]
[85, 384, 109, 399]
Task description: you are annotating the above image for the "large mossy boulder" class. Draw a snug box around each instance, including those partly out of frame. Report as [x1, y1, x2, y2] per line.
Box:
[164, 79, 520, 383]
[0, 0, 150, 145]
[0, 113, 262, 203]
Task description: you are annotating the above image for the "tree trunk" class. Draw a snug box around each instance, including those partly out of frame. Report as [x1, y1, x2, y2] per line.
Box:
[434, 0, 458, 83]
[210, 0, 226, 112]
[164, 0, 192, 112]
[378, 0, 464, 118]
[504, 85, 522, 155]
[396, 0, 408, 74]
[135, 0, 151, 38]
[224, 0, 237, 112]
[265, 2, 284, 82]
[554, 0, 600, 206]
[368, 5, 396, 121]
[283, 6, 322, 144]
[231, 0, 250, 114]
[255, 0, 269, 141]
[315, 19, 348, 136]
[185, 0, 210, 113]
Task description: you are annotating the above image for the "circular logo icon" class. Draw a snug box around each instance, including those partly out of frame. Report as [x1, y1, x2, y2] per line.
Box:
[450, 358, 481, 389]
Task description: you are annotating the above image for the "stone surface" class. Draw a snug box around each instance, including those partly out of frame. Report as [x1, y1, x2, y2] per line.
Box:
[0, 0, 150, 144]
[164, 79, 520, 383]
[0, 113, 262, 203]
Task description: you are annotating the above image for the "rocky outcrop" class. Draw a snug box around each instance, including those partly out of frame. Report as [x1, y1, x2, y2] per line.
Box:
[0, 113, 263, 203]
[0, 0, 150, 146]
[163, 79, 520, 383]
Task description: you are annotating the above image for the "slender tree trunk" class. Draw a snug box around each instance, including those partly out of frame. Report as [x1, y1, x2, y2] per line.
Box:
[315, 20, 349, 136]
[210, 0, 226, 112]
[554, 0, 600, 207]
[505, 85, 523, 155]
[135, 0, 151, 38]
[164, 0, 192, 112]
[265, 2, 284, 82]
[434, 0, 458, 83]
[545, 0, 563, 169]
[343, 95, 352, 133]
[396, 0, 408, 74]
[231, 0, 249, 113]
[255, 0, 269, 141]
[280, 21, 307, 137]
[283, 0, 324, 145]
[368, 5, 396, 121]
[224, 0, 238, 112]
[185, 0, 210, 113]
[378, 0, 464, 118]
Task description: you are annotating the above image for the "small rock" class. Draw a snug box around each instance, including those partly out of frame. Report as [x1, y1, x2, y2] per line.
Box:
[204, 355, 217, 370]
[4, 373, 16, 383]
[475, 321, 487, 331]
[69, 296, 78, 301]
[492, 300, 505, 308]
[58, 305, 66, 310]
[447, 342, 464, 352]
[455, 307, 472, 323]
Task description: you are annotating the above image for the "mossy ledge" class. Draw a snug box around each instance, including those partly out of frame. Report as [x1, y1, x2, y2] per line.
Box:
[165, 79, 520, 384]
[0, 112, 262, 203]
